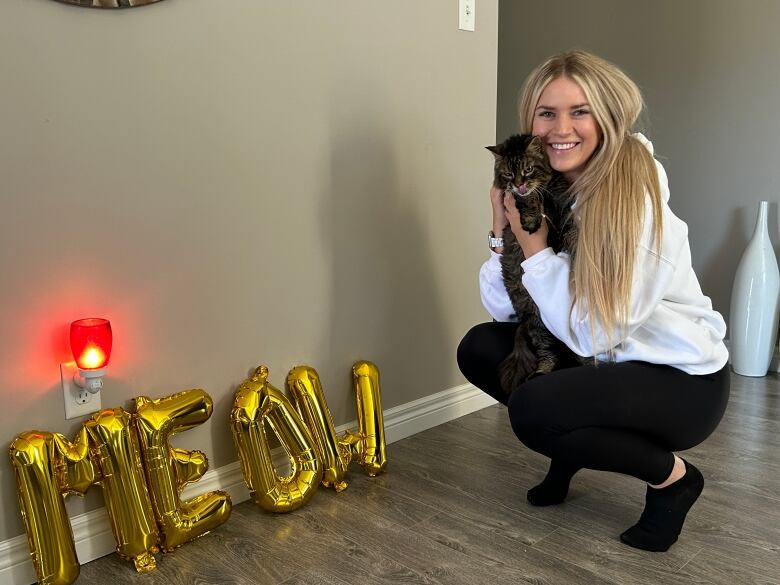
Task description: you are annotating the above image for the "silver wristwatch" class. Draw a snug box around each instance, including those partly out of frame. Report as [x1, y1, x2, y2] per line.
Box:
[488, 230, 504, 252]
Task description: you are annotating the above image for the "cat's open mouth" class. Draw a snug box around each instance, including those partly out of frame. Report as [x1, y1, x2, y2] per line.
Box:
[509, 183, 530, 197]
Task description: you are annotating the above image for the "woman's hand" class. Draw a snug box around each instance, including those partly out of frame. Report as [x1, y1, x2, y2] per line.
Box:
[503, 192, 549, 258]
[490, 186, 508, 234]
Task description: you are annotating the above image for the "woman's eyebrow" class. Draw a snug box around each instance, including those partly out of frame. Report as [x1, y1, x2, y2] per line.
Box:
[535, 103, 590, 111]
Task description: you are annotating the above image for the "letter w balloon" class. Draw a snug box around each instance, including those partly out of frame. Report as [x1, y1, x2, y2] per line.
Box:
[286, 360, 387, 492]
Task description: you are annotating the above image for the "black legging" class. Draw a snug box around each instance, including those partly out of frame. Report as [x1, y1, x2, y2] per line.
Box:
[457, 322, 730, 484]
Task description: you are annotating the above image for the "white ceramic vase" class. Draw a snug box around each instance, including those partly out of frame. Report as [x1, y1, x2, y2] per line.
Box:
[730, 200, 780, 376]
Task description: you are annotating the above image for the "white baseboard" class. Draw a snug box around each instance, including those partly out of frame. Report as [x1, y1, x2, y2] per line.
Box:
[0, 383, 495, 585]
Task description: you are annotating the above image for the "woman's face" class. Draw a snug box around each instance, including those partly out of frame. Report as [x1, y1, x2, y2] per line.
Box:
[531, 76, 601, 182]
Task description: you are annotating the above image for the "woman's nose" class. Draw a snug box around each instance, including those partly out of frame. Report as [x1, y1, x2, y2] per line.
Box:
[553, 114, 572, 136]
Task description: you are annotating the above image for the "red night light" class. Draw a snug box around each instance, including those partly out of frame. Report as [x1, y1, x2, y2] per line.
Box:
[69, 318, 112, 371]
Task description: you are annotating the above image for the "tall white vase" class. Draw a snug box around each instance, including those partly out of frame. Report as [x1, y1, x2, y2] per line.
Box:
[730, 200, 780, 376]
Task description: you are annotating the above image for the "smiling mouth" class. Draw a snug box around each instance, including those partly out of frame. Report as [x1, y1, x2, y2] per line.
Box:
[550, 142, 578, 151]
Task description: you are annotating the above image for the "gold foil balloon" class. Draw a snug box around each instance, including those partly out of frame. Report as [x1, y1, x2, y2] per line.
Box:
[286, 366, 351, 491]
[231, 365, 322, 512]
[350, 360, 387, 476]
[285, 360, 387, 490]
[83, 409, 159, 571]
[134, 390, 232, 551]
[52, 427, 95, 496]
[8, 410, 161, 584]
[9, 431, 81, 585]
[9, 391, 234, 580]
[170, 447, 209, 489]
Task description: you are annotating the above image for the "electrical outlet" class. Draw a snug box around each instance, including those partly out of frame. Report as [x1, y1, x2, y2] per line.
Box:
[61, 362, 101, 420]
[459, 0, 475, 31]
[75, 387, 89, 405]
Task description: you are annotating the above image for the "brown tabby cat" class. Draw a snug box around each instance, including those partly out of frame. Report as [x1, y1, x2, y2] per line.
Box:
[486, 134, 581, 393]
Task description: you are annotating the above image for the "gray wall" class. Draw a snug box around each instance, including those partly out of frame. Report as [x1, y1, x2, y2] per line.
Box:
[0, 0, 498, 542]
[498, 0, 780, 322]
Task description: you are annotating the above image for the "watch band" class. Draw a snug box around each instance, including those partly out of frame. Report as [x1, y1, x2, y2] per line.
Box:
[488, 230, 504, 252]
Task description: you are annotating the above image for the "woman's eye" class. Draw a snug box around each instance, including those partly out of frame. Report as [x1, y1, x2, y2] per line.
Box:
[538, 111, 553, 118]
[573, 109, 590, 117]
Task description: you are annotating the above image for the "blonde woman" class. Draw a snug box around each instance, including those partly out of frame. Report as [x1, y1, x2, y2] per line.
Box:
[457, 50, 729, 552]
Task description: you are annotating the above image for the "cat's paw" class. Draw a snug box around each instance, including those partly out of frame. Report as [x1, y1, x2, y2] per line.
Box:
[536, 356, 556, 374]
[521, 215, 542, 234]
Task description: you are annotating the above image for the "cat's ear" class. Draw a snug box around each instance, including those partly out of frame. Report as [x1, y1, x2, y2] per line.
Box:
[486, 144, 504, 158]
[528, 135, 544, 155]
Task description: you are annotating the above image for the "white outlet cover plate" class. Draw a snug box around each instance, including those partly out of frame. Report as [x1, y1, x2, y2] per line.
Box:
[61, 362, 101, 420]
[459, 0, 475, 31]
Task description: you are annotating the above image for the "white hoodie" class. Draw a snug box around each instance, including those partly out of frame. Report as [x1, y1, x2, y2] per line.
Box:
[478, 134, 728, 375]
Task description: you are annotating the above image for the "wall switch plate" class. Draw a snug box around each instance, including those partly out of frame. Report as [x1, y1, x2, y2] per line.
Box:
[459, 0, 475, 31]
[61, 362, 101, 420]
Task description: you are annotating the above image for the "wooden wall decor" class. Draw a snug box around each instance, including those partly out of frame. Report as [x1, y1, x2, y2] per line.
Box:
[53, 0, 165, 8]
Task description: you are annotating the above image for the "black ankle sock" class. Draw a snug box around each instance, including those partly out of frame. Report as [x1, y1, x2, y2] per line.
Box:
[620, 459, 704, 552]
[527, 460, 580, 507]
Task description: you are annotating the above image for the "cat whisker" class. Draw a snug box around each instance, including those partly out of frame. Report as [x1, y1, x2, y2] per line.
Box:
[542, 213, 559, 233]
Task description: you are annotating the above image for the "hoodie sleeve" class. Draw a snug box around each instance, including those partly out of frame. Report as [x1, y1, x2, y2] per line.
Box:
[520, 227, 684, 357]
[479, 251, 517, 322]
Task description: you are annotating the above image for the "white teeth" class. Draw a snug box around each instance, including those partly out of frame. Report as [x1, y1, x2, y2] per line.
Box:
[551, 143, 577, 150]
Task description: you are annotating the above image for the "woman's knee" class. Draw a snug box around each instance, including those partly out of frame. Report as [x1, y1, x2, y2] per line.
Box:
[456, 322, 504, 379]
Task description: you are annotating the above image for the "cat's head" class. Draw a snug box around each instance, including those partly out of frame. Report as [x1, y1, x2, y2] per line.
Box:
[486, 134, 552, 198]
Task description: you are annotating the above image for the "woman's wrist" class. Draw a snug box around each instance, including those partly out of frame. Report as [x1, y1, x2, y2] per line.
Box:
[491, 198, 508, 254]
[509, 222, 548, 257]
[489, 229, 505, 254]
[492, 209, 508, 231]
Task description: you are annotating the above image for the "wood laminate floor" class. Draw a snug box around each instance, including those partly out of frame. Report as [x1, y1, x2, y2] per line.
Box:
[77, 372, 779, 584]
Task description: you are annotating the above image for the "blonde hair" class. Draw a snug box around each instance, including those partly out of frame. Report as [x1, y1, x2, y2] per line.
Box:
[518, 50, 663, 356]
